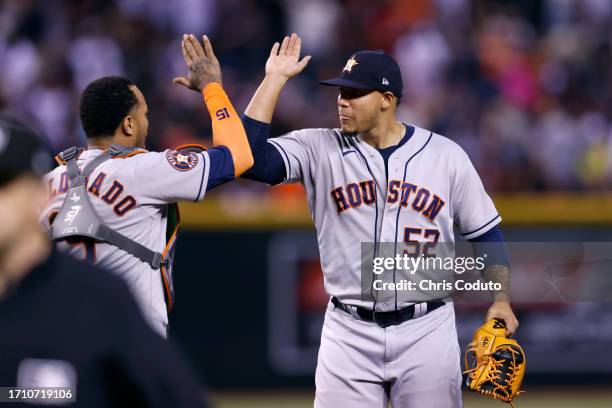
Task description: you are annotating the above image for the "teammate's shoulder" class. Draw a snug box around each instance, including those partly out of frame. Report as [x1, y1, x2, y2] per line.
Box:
[110, 149, 149, 160]
[126, 144, 207, 159]
[123, 145, 209, 174]
[112, 148, 164, 164]
[45, 146, 83, 177]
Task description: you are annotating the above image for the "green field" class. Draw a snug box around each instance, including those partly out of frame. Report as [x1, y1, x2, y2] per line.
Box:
[212, 389, 612, 408]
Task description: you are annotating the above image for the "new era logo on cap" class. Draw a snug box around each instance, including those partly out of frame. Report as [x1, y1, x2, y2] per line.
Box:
[320, 50, 403, 98]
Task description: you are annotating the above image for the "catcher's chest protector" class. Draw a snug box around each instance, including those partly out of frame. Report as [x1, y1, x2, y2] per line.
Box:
[50, 145, 178, 311]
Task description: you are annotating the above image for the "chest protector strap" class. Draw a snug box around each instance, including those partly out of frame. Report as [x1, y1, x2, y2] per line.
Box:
[51, 145, 165, 270]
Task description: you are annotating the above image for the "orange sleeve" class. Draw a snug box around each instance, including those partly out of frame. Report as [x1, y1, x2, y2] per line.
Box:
[202, 82, 254, 176]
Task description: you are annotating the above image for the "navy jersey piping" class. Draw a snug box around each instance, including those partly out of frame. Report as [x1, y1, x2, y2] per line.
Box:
[345, 135, 381, 246]
[333, 132, 344, 152]
[269, 139, 292, 181]
[462, 214, 501, 237]
[392, 131, 433, 310]
[344, 134, 382, 308]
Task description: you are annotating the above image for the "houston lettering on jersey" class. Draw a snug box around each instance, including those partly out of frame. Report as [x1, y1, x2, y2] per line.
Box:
[331, 179, 446, 222]
[48, 171, 137, 217]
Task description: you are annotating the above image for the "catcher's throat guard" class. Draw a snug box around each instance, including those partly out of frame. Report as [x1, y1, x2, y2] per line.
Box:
[49, 144, 194, 312]
[464, 318, 526, 407]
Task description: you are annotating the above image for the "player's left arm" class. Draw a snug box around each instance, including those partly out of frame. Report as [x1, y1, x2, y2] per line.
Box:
[468, 225, 518, 336]
[483, 265, 518, 337]
[240, 33, 312, 185]
[173, 34, 253, 176]
[453, 149, 518, 336]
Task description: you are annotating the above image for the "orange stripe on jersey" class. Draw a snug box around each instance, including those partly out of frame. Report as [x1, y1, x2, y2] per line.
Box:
[160, 206, 180, 312]
[174, 143, 208, 152]
[202, 82, 253, 176]
[109, 149, 148, 159]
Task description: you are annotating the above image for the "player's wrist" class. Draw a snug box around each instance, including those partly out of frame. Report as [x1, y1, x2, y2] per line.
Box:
[493, 292, 511, 302]
[264, 72, 290, 85]
[201, 81, 224, 100]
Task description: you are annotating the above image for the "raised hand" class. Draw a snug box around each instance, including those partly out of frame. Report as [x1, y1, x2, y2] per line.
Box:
[173, 34, 222, 92]
[266, 33, 311, 80]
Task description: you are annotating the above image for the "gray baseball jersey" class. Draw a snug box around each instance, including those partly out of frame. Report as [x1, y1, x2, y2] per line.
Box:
[269, 125, 500, 309]
[42, 148, 213, 336]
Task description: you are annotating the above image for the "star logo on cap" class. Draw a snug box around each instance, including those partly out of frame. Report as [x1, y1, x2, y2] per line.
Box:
[343, 57, 358, 73]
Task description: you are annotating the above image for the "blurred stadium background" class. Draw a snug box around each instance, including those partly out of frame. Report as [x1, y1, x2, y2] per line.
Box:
[2, 0, 611, 406]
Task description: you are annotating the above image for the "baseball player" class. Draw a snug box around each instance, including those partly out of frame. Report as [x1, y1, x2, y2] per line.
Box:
[241, 34, 518, 407]
[41, 34, 253, 337]
[0, 117, 209, 408]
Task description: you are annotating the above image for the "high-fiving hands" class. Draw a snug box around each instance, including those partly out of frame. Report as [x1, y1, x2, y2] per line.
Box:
[265, 33, 311, 81]
[243, 33, 311, 123]
[173, 34, 222, 92]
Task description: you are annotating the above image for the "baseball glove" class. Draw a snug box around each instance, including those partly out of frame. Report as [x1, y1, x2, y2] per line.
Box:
[464, 318, 526, 406]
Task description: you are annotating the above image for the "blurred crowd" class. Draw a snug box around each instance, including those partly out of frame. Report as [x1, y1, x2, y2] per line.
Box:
[1, 0, 611, 191]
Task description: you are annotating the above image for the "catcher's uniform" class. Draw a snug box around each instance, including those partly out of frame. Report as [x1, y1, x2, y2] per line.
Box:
[42, 145, 232, 337]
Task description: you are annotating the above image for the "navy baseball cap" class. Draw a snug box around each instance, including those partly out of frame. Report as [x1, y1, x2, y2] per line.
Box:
[320, 50, 403, 98]
[0, 117, 52, 186]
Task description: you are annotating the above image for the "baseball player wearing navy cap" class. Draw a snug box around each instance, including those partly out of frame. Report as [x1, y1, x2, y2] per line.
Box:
[241, 34, 517, 407]
[320, 50, 404, 98]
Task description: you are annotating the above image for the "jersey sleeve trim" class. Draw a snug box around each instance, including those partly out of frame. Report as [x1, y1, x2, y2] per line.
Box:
[268, 139, 291, 182]
[194, 151, 210, 201]
[461, 214, 502, 240]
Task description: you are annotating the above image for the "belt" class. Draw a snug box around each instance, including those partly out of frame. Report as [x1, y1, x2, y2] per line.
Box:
[331, 297, 446, 328]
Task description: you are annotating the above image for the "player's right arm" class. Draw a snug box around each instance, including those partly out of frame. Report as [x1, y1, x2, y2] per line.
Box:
[241, 34, 312, 185]
[135, 34, 253, 205]
[173, 34, 253, 176]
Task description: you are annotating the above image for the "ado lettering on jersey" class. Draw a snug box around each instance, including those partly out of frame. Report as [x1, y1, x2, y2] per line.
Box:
[48, 172, 137, 216]
[41, 147, 214, 336]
